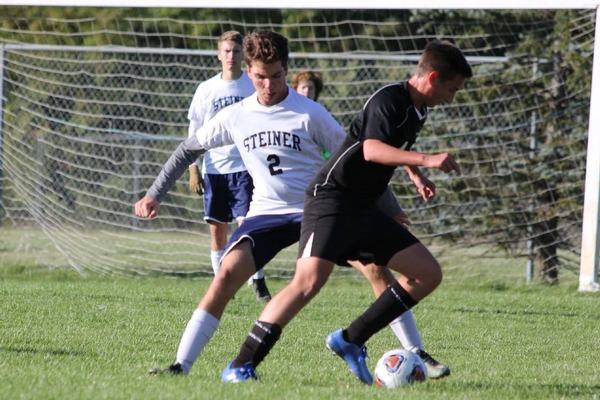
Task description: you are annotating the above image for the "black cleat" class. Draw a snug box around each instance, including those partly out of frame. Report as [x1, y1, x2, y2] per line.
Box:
[252, 277, 271, 303]
[415, 349, 451, 379]
[148, 362, 185, 376]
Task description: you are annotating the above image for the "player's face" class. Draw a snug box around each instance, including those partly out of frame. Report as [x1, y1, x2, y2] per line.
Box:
[247, 61, 289, 106]
[425, 72, 466, 108]
[218, 41, 243, 74]
[296, 80, 316, 100]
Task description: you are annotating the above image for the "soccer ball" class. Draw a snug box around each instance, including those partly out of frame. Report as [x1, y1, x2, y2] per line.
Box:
[374, 349, 427, 388]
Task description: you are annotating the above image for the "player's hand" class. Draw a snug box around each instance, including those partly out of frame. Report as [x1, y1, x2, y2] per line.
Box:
[134, 196, 160, 219]
[424, 153, 461, 175]
[392, 210, 411, 227]
[413, 174, 436, 202]
[189, 165, 204, 195]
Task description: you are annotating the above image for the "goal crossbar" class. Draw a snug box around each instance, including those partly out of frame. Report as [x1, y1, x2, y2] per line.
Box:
[0, 44, 509, 64]
[2, 0, 600, 9]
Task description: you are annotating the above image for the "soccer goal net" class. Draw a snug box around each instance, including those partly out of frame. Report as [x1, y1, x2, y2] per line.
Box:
[0, 7, 596, 284]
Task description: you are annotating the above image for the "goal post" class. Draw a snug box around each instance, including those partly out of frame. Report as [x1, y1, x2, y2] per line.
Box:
[579, 7, 600, 292]
[0, 3, 598, 288]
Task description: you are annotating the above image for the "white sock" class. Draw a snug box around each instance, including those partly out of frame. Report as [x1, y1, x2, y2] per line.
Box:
[175, 309, 220, 373]
[389, 310, 423, 353]
[248, 268, 264, 285]
[210, 250, 221, 275]
[253, 269, 264, 280]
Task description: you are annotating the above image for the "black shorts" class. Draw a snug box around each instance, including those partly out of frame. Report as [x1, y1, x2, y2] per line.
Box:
[298, 194, 419, 267]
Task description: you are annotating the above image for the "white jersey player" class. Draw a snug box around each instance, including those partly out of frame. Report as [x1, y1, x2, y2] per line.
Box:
[187, 70, 252, 176]
[135, 31, 345, 377]
[194, 90, 343, 218]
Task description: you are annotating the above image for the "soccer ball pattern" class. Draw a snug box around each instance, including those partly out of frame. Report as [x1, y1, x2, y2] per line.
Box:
[374, 349, 427, 388]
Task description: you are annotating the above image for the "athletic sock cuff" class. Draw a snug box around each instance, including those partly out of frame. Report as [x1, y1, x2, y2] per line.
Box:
[389, 280, 418, 309]
[192, 309, 219, 329]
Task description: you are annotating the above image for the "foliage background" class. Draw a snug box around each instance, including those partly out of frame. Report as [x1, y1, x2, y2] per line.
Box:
[0, 7, 593, 282]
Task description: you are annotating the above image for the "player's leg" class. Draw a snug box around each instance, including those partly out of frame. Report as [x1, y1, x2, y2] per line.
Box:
[197, 240, 256, 319]
[229, 171, 271, 302]
[173, 214, 302, 377]
[251, 269, 270, 302]
[209, 221, 228, 274]
[244, 216, 269, 303]
[385, 248, 451, 379]
[223, 197, 351, 382]
[259, 256, 335, 327]
[342, 249, 440, 345]
[348, 260, 424, 348]
[348, 260, 425, 352]
[367, 192, 451, 375]
[149, 240, 256, 376]
[323, 212, 439, 384]
[203, 173, 235, 275]
[347, 259, 450, 379]
[222, 256, 335, 381]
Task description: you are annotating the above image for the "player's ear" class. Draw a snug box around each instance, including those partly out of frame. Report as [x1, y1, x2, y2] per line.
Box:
[427, 71, 439, 86]
[246, 64, 252, 75]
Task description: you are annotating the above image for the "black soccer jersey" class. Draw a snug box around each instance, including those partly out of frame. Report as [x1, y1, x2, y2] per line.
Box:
[308, 82, 427, 205]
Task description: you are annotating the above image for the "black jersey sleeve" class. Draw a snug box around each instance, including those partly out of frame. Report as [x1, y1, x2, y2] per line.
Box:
[358, 84, 413, 145]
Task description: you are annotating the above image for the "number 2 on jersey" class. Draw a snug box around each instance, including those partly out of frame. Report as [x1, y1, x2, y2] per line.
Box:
[267, 154, 283, 176]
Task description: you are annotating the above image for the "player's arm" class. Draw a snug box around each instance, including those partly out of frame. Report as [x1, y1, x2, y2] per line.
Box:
[363, 138, 461, 174]
[311, 103, 347, 154]
[135, 135, 205, 219]
[403, 165, 436, 202]
[364, 139, 458, 202]
[188, 119, 205, 195]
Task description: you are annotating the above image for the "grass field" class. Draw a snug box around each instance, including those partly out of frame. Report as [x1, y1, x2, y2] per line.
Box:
[2, 263, 600, 400]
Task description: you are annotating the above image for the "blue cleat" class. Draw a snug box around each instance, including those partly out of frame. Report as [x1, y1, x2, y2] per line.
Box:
[221, 361, 259, 382]
[325, 329, 373, 384]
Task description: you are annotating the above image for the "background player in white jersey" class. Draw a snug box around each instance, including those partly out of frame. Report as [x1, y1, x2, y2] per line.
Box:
[223, 40, 472, 384]
[291, 68, 450, 379]
[187, 31, 271, 302]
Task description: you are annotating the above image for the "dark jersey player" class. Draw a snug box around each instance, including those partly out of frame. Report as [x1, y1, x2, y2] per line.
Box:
[222, 40, 473, 384]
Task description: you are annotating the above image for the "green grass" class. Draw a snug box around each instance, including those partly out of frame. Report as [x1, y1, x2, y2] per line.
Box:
[1, 267, 600, 399]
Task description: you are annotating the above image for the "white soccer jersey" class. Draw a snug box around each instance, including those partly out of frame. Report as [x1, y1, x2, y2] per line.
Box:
[195, 89, 346, 217]
[187, 71, 256, 174]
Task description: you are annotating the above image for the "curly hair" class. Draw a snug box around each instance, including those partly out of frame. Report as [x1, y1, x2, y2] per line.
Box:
[243, 31, 289, 68]
[290, 70, 324, 101]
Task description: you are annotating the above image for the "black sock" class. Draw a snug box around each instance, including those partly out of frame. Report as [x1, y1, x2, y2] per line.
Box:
[232, 320, 282, 368]
[345, 280, 417, 346]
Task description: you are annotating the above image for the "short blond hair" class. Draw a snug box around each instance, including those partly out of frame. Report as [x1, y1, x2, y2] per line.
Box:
[219, 31, 243, 48]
